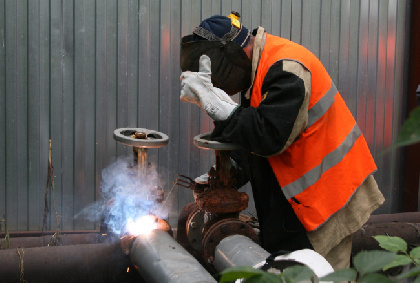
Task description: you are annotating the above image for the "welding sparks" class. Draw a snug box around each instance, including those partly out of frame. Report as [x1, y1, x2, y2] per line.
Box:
[126, 215, 158, 236]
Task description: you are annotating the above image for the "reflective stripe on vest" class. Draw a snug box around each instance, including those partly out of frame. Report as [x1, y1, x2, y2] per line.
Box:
[251, 34, 377, 231]
[307, 81, 337, 128]
[282, 124, 362, 199]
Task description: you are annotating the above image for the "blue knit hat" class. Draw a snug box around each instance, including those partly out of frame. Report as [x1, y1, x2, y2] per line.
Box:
[193, 13, 251, 48]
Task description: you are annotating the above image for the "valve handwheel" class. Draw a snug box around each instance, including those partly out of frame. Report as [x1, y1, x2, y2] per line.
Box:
[193, 132, 239, 151]
[113, 128, 169, 148]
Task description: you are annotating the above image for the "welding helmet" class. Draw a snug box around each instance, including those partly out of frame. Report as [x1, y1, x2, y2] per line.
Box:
[180, 12, 252, 95]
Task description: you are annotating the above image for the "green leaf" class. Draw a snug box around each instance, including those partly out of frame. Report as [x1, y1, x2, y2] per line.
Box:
[397, 265, 420, 279]
[384, 255, 412, 270]
[411, 247, 420, 259]
[382, 106, 420, 155]
[219, 266, 267, 283]
[373, 235, 407, 253]
[358, 273, 396, 283]
[319, 268, 357, 282]
[243, 273, 283, 283]
[353, 250, 396, 275]
[281, 265, 316, 283]
[395, 106, 420, 148]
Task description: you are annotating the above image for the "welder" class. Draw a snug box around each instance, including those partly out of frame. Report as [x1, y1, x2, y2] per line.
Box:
[179, 12, 385, 270]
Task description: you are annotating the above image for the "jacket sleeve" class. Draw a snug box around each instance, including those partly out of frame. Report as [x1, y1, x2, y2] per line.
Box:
[211, 60, 311, 157]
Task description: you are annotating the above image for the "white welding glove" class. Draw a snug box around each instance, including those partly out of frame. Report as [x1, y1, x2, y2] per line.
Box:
[194, 159, 238, 185]
[195, 172, 210, 184]
[180, 55, 239, 121]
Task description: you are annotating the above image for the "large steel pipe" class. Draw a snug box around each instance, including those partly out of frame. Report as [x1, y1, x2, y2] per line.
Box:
[4, 230, 100, 238]
[130, 229, 217, 283]
[352, 222, 420, 254]
[5, 233, 105, 249]
[352, 212, 420, 253]
[213, 234, 270, 271]
[0, 242, 130, 283]
[366, 212, 420, 224]
[213, 234, 334, 282]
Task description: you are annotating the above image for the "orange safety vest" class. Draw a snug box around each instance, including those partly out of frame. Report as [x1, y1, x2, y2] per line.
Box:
[251, 34, 377, 231]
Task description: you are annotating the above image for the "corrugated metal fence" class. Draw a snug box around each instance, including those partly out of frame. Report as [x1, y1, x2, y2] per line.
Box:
[0, 0, 411, 230]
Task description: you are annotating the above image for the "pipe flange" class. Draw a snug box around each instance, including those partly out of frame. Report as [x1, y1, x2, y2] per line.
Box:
[113, 128, 169, 148]
[186, 209, 205, 253]
[176, 202, 198, 250]
[193, 132, 239, 150]
[202, 218, 259, 265]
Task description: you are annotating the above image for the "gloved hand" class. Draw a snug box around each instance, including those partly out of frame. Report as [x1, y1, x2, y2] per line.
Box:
[194, 172, 210, 184]
[194, 159, 238, 185]
[193, 171, 211, 201]
[180, 55, 239, 121]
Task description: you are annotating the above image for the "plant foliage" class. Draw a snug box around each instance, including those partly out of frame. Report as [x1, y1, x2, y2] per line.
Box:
[218, 235, 420, 282]
[395, 106, 420, 148]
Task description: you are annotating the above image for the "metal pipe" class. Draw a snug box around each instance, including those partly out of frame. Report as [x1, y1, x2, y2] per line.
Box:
[137, 147, 147, 176]
[2, 230, 100, 238]
[352, 222, 420, 254]
[130, 229, 217, 283]
[0, 242, 131, 283]
[213, 218, 420, 269]
[365, 212, 420, 224]
[5, 233, 105, 249]
[213, 234, 270, 272]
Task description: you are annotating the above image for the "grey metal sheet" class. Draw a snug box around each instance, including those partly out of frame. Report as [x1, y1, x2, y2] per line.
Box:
[291, 0, 302, 44]
[168, 0, 189, 221]
[232, 0, 242, 17]
[158, 0, 181, 225]
[74, 0, 96, 230]
[5, 0, 29, 231]
[309, 0, 322, 58]
[393, 0, 410, 212]
[128, 0, 140, 129]
[4, 0, 17, 229]
[347, 0, 361, 116]
[329, 0, 340, 84]
[337, 0, 351, 109]
[272, 0, 282, 37]
[117, 0, 130, 158]
[178, 0, 201, 213]
[0, 0, 6, 219]
[0, 0, 413, 232]
[249, 0, 262, 30]
[138, 0, 160, 169]
[373, 0, 388, 186]
[27, 0, 50, 230]
[16, 0, 29, 232]
[281, 0, 292, 40]
[95, 0, 109, 205]
[261, 0, 274, 33]
[366, 0, 380, 149]
[320, 0, 332, 71]
[37, 0, 51, 231]
[198, 0, 216, 195]
[49, 0, 76, 231]
[301, 1, 313, 49]
[356, 0, 369, 137]
[380, 0, 400, 213]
